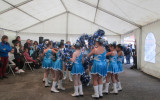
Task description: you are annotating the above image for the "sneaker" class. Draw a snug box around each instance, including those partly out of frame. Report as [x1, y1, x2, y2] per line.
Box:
[15, 70, 21, 74]
[19, 69, 25, 73]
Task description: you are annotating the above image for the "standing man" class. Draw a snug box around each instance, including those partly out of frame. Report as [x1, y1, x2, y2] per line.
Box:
[126, 46, 131, 64]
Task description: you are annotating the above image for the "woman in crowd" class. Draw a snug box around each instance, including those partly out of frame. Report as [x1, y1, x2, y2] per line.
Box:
[0, 35, 12, 79]
[14, 41, 25, 73]
[68, 42, 84, 97]
[88, 37, 108, 99]
[115, 44, 124, 91]
[51, 42, 65, 92]
[103, 44, 119, 95]
[12, 36, 21, 46]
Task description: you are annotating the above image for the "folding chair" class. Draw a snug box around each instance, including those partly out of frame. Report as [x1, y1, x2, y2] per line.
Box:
[23, 56, 33, 72]
[7, 63, 16, 76]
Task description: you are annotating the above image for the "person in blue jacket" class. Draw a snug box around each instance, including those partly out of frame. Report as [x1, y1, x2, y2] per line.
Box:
[0, 35, 12, 79]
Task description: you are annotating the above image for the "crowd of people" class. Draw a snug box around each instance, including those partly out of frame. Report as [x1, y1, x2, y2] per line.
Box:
[0, 35, 41, 79]
[0, 35, 135, 99]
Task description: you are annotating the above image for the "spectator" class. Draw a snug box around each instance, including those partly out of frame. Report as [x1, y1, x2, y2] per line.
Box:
[12, 36, 21, 46]
[24, 39, 31, 52]
[9, 48, 20, 73]
[14, 41, 25, 73]
[24, 48, 36, 64]
[33, 41, 38, 51]
[126, 46, 131, 64]
[0, 35, 12, 79]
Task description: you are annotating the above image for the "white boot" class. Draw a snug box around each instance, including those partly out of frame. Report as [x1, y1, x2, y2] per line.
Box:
[98, 84, 103, 98]
[63, 71, 67, 80]
[72, 86, 79, 97]
[103, 83, 109, 94]
[45, 78, 51, 87]
[78, 85, 83, 96]
[69, 71, 73, 82]
[51, 81, 59, 93]
[110, 83, 118, 94]
[57, 80, 65, 90]
[92, 86, 99, 98]
[117, 82, 122, 91]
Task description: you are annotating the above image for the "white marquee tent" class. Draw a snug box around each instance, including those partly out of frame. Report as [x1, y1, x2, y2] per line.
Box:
[0, 0, 160, 78]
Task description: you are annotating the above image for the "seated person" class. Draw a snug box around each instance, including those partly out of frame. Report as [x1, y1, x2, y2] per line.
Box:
[8, 48, 21, 73]
[24, 48, 36, 63]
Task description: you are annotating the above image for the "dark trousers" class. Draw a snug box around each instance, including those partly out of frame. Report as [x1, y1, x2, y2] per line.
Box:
[126, 55, 131, 64]
[14, 58, 24, 69]
[0, 57, 8, 77]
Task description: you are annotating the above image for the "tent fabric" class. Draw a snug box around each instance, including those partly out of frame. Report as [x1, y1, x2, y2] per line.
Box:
[0, 0, 160, 35]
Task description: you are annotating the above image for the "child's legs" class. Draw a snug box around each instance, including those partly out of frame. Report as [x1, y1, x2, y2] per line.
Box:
[92, 74, 98, 86]
[1, 57, 8, 76]
[54, 70, 60, 82]
[73, 75, 79, 86]
[59, 71, 63, 80]
[106, 73, 111, 83]
[78, 74, 82, 85]
[115, 74, 119, 82]
[51, 69, 55, 79]
[44, 69, 50, 78]
[111, 73, 116, 83]
[98, 75, 103, 85]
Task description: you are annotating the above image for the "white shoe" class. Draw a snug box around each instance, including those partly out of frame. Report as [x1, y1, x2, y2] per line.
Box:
[45, 78, 51, 87]
[98, 84, 103, 98]
[57, 80, 65, 90]
[15, 70, 21, 74]
[117, 82, 122, 91]
[72, 86, 79, 97]
[51, 81, 59, 93]
[110, 83, 118, 94]
[92, 86, 99, 98]
[19, 69, 25, 73]
[78, 85, 83, 96]
[103, 83, 109, 94]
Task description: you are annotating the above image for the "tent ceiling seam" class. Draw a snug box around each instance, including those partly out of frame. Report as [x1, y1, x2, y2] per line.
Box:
[18, 12, 67, 32]
[0, 0, 33, 15]
[69, 12, 120, 35]
[78, 0, 141, 28]
[2, 0, 41, 21]
[94, 0, 100, 23]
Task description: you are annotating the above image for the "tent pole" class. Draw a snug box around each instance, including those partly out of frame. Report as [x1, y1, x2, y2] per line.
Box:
[138, 27, 142, 70]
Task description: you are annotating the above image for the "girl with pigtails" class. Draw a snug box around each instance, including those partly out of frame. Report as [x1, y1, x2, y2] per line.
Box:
[68, 42, 85, 97]
[51, 42, 65, 93]
[88, 37, 108, 99]
[42, 41, 57, 87]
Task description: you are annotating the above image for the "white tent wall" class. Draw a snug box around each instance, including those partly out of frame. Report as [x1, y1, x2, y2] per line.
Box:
[0, 29, 16, 46]
[141, 20, 160, 78]
[121, 29, 141, 69]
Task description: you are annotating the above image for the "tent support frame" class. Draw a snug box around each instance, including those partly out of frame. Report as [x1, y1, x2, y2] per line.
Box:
[18, 12, 67, 32]
[69, 12, 120, 35]
[79, 0, 141, 28]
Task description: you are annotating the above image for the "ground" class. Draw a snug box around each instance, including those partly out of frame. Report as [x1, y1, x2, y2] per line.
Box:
[0, 65, 160, 100]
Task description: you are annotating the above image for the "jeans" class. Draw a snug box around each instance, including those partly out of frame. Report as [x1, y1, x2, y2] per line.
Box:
[126, 55, 130, 64]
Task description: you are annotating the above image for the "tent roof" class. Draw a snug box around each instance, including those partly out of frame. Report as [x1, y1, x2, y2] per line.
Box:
[0, 0, 160, 35]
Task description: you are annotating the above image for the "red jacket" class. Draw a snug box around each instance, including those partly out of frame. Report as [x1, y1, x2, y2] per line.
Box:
[24, 52, 36, 62]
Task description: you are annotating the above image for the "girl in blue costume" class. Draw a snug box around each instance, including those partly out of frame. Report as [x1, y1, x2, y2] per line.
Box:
[68, 42, 85, 97]
[103, 44, 119, 94]
[88, 37, 107, 99]
[51, 42, 65, 93]
[115, 44, 124, 91]
[42, 41, 57, 87]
